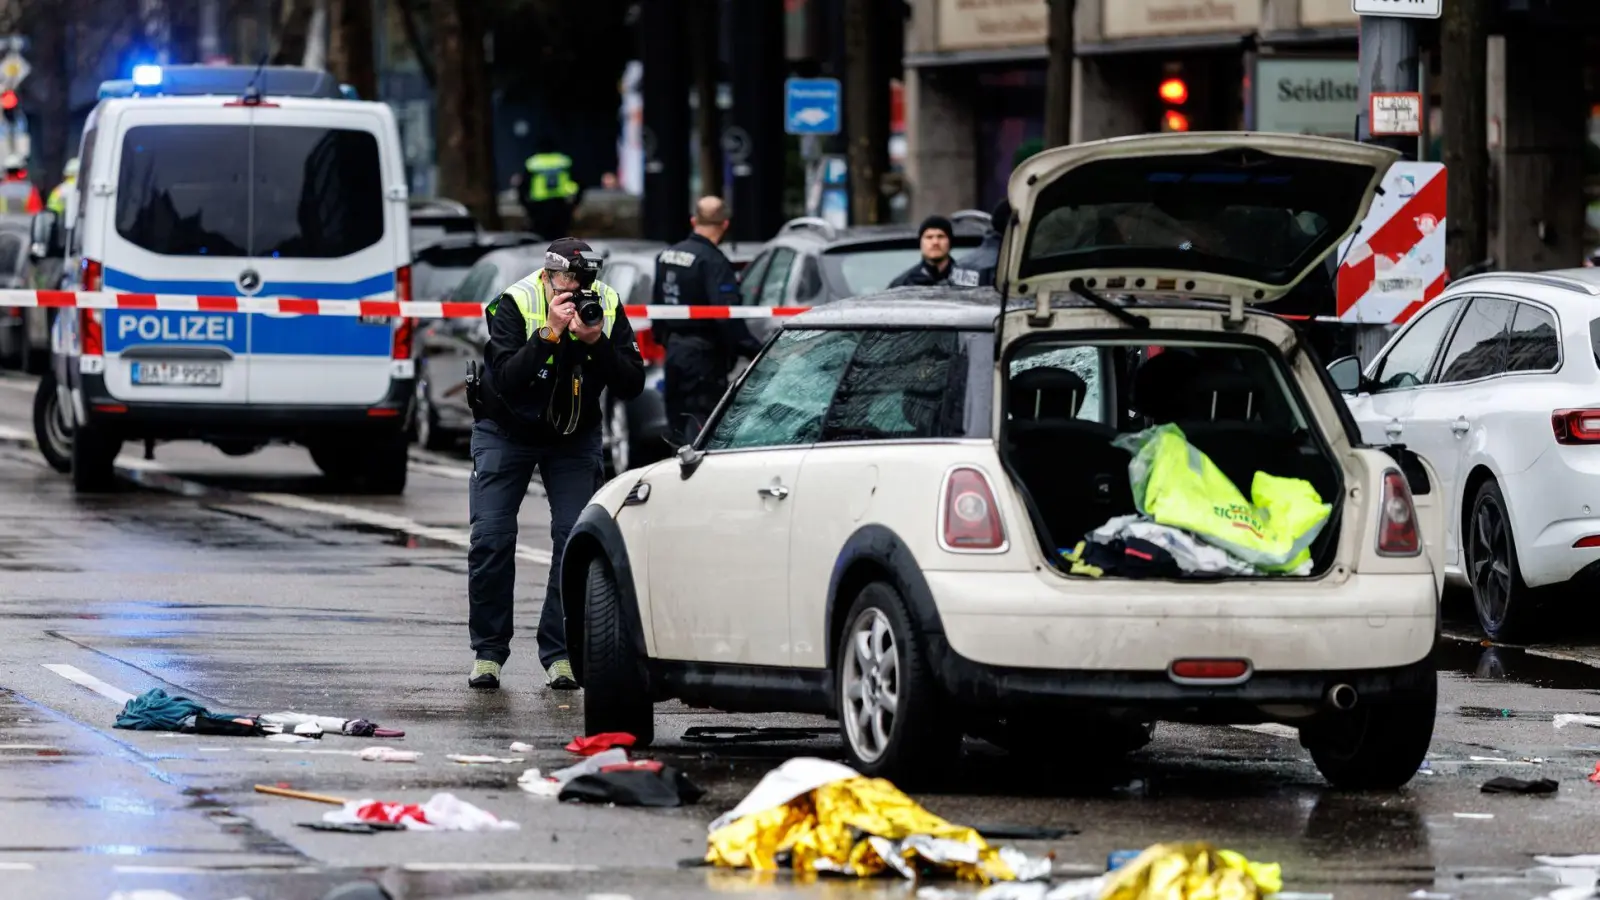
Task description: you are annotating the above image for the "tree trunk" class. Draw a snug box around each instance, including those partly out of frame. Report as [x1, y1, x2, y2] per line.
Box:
[1044, 0, 1074, 148]
[689, 0, 721, 200]
[843, 0, 888, 225]
[1440, 0, 1490, 276]
[431, 0, 499, 227]
[328, 0, 378, 99]
[394, 0, 435, 87]
[273, 0, 314, 65]
[20, 0, 69, 186]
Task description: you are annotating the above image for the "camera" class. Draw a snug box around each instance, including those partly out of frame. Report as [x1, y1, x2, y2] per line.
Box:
[575, 289, 604, 327]
[547, 248, 607, 327]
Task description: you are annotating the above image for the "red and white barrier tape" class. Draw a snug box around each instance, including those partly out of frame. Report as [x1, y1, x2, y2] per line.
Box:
[0, 290, 1353, 325]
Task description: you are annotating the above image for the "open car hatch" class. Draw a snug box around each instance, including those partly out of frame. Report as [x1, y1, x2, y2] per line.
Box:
[999, 133, 1400, 305]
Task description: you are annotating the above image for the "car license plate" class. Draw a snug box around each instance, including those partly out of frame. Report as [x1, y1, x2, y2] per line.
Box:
[131, 362, 223, 386]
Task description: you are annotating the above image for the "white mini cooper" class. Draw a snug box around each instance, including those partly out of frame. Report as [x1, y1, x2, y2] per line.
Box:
[559, 133, 1445, 790]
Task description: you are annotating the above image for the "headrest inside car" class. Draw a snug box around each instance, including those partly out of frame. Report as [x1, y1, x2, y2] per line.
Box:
[1011, 366, 1087, 420]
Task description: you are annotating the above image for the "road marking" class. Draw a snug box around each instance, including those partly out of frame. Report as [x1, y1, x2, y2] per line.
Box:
[248, 493, 553, 565]
[408, 460, 471, 480]
[0, 378, 34, 394]
[0, 863, 35, 870]
[0, 423, 32, 442]
[41, 663, 135, 704]
[403, 862, 600, 873]
[1230, 723, 1298, 739]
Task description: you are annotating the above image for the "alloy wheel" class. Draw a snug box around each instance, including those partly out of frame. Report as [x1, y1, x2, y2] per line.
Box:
[415, 380, 433, 448]
[841, 608, 900, 763]
[43, 388, 71, 456]
[1469, 493, 1515, 632]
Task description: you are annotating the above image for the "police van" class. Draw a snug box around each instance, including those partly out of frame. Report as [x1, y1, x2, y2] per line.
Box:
[34, 64, 416, 494]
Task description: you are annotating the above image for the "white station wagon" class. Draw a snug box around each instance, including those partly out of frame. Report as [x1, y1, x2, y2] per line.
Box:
[559, 133, 1444, 790]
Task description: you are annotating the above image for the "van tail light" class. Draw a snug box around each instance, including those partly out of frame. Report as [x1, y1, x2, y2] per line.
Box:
[396, 265, 412, 303]
[391, 265, 414, 360]
[1377, 469, 1420, 556]
[1552, 409, 1600, 445]
[81, 258, 103, 291]
[941, 466, 1006, 551]
[80, 308, 103, 357]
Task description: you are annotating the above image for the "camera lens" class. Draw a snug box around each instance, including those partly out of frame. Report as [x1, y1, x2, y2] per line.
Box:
[579, 300, 603, 326]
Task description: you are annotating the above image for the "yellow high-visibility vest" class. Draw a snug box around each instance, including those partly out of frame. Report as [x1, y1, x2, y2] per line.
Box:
[524, 153, 579, 202]
[499, 269, 619, 363]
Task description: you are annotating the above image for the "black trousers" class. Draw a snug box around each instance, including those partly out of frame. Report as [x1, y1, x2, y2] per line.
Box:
[663, 337, 728, 444]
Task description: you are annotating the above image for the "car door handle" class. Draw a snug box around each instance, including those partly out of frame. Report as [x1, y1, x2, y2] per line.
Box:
[757, 482, 790, 500]
[1452, 417, 1470, 436]
[1385, 419, 1403, 439]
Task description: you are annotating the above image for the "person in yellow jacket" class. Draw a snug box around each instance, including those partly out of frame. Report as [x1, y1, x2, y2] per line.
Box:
[47, 157, 78, 215]
[517, 137, 581, 238]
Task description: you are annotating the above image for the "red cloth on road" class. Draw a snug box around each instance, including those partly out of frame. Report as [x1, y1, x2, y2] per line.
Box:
[566, 732, 637, 756]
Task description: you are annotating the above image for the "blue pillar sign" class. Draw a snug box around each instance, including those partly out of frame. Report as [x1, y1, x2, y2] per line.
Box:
[785, 78, 841, 136]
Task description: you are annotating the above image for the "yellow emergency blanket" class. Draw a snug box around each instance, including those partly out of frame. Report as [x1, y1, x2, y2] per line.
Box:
[1102, 843, 1283, 900]
[1113, 424, 1330, 572]
[705, 758, 1049, 882]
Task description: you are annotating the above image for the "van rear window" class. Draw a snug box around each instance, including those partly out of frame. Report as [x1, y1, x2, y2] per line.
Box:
[115, 124, 384, 259]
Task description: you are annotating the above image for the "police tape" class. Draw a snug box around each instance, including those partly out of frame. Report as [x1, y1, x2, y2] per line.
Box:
[0, 290, 810, 321]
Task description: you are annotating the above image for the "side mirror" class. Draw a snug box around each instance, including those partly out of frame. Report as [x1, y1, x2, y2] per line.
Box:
[29, 210, 61, 261]
[1327, 355, 1363, 394]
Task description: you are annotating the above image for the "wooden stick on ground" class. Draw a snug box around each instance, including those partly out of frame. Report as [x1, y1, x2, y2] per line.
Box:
[254, 784, 349, 805]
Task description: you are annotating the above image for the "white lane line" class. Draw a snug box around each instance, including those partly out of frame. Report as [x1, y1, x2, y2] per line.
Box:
[0, 863, 36, 871]
[408, 460, 471, 480]
[0, 423, 32, 442]
[41, 664, 136, 704]
[403, 862, 600, 873]
[1230, 723, 1299, 739]
[248, 492, 554, 565]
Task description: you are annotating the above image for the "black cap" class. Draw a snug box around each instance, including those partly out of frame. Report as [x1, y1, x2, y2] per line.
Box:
[546, 237, 592, 265]
[918, 215, 954, 240]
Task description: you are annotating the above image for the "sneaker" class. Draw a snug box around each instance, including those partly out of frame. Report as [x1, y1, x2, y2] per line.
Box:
[545, 659, 578, 690]
[468, 659, 501, 690]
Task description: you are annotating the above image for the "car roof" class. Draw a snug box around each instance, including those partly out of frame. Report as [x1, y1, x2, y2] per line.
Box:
[772, 218, 989, 249]
[782, 287, 1016, 330]
[1442, 268, 1600, 305]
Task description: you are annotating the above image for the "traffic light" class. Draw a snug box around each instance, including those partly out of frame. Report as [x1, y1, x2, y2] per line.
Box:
[1158, 72, 1189, 132]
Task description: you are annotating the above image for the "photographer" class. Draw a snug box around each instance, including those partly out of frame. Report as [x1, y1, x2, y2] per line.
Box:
[466, 238, 646, 691]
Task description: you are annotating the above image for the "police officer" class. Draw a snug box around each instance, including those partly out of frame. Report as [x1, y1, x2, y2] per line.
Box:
[960, 199, 1009, 287]
[47, 157, 78, 215]
[653, 196, 762, 443]
[519, 138, 580, 239]
[889, 215, 980, 288]
[467, 237, 646, 691]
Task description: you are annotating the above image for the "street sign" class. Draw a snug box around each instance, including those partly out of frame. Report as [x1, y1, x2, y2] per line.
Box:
[785, 78, 841, 136]
[1370, 92, 1423, 136]
[1351, 0, 1441, 19]
[0, 52, 29, 92]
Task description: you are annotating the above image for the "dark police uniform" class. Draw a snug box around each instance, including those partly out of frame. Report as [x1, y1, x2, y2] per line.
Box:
[652, 233, 762, 442]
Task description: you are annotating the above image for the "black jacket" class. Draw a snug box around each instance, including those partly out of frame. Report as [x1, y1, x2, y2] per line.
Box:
[961, 231, 1002, 286]
[479, 278, 647, 445]
[889, 257, 981, 289]
[652, 233, 763, 360]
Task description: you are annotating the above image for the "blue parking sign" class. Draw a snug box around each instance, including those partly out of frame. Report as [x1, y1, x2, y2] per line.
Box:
[785, 78, 841, 136]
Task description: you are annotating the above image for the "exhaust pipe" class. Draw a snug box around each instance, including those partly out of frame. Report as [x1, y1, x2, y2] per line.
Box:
[1327, 684, 1358, 711]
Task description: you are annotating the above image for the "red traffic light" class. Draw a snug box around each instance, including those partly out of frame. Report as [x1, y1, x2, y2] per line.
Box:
[0, 91, 17, 112]
[1158, 78, 1188, 105]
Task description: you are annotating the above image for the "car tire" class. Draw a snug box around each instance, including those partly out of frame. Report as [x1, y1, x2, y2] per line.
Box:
[834, 581, 960, 783]
[1303, 670, 1436, 790]
[1466, 479, 1542, 642]
[71, 423, 121, 494]
[32, 373, 72, 474]
[581, 555, 654, 746]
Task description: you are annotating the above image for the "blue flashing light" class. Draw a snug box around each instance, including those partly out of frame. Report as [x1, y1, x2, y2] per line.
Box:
[132, 65, 163, 87]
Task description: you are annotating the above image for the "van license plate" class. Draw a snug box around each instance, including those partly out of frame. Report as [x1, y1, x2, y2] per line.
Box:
[131, 362, 223, 386]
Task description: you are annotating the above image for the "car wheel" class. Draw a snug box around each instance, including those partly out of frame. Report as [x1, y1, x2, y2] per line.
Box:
[71, 423, 121, 493]
[415, 380, 452, 452]
[359, 434, 409, 495]
[581, 556, 654, 746]
[1304, 669, 1436, 790]
[32, 373, 72, 474]
[835, 582, 959, 783]
[601, 394, 630, 477]
[1467, 480, 1540, 641]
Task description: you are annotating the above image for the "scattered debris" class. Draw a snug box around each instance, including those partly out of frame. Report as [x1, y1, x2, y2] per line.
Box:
[1418, 761, 1436, 776]
[323, 793, 520, 832]
[1590, 763, 1600, 785]
[1555, 714, 1600, 730]
[357, 747, 419, 763]
[448, 754, 526, 765]
[509, 742, 534, 753]
[1108, 850, 1141, 871]
[115, 688, 264, 736]
[1097, 844, 1282, 900]
[681, 726, 835, 745]
[262, 713, 402, 738]
[566, 732, 637, 756]
[266, 733, 318, 744]
[560, 765, 704, 808]
[298, 821, 404, 834]
[1538, 856, 1600, 867]
[705, 757, 1050, 881]
[255, 784, 348, 805]
[1468, 756, 1510, 763]
[319, 881, 395, 900]
[1409, 891, 1454, 899]
[1452, 812, 1494, 820]
[521, 748, 631, 798]
[1481, 776, 1558, 794]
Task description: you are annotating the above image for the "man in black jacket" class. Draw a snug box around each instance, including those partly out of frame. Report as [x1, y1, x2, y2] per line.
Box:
[467, 237, 646, 691]
[653, 196, 763, 443]
[889, 215, 981, 288]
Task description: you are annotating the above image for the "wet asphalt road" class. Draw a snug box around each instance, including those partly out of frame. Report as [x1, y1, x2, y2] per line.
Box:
[4, 374, 1600, 900]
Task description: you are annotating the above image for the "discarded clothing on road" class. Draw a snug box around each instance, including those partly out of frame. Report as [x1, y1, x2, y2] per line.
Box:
[1112, 424, 1330, 573]
[560, 763, 705, 808]
[115, 688, 264, 736]
[521, 747, 630, 798]
[261, 712, 404, 738]
[1099, 843, 1282, 900]
[1481, 776, 1559, 794]
[322, 792, 519, 832]
[358, 747, 419, 763]
[705, 757, 1050, 883]
[566, 732, 637, 756]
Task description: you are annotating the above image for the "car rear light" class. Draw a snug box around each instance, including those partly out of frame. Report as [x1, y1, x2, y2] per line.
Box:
[81, 258, 103, 291]
[396, 265, 412, 303]
[79, 308, 103, 356]
[391, 315, 414, 361]
[1574, 535, 1600, 549]
[1552, 409, 1600, 445]
[1377, 469, 1420, 556]
[1170, 659, 1250, 680]
[941, 466, 1005, 551]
